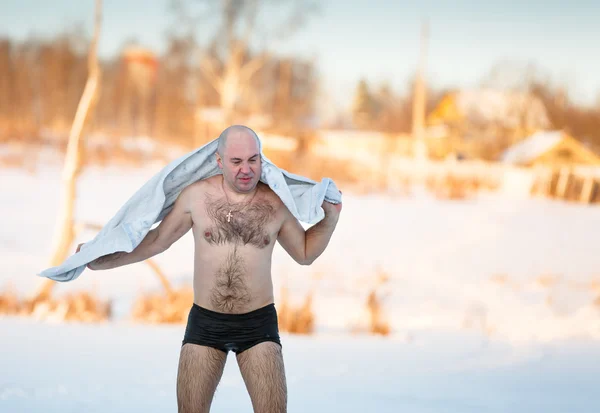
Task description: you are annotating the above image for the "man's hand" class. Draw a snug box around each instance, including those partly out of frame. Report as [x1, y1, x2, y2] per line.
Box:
[75, 242, 97, 270]
[322, 190, 342, 221]
[278, 191, 342, 266]
[322, 200, 342, 220]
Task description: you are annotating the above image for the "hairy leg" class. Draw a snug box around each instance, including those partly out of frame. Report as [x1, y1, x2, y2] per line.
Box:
[236, 342, 287, 413]
[177, 343, 227, 413]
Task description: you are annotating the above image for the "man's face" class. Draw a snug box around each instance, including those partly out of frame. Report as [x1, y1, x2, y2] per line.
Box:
[217, 132, 261, 193]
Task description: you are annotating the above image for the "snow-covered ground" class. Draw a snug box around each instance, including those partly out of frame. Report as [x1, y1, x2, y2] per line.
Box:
[1, 317, 599, 413]
[2, 164, 600, 343]
[1, 162, 600, 412]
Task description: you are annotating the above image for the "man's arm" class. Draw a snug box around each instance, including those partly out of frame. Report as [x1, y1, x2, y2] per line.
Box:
[83, 186, 194, 271]
[277, 200, 342, 266]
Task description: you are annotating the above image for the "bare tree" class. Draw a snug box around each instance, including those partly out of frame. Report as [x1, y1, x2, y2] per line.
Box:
[351, 78, 377, 129]
[412, 20, 429, 160]
[34, 0, 103, 302]
[0, 39, 11, 140]
[11, 42, 39, 140]
[171, 0, 317, 123]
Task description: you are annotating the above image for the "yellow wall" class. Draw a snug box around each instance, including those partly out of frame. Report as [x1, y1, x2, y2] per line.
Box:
[532, 135, 600, 166]
[427, 93, 462, 126]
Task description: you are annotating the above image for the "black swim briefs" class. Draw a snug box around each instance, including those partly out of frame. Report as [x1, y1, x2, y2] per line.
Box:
[181, 303, 282, 355]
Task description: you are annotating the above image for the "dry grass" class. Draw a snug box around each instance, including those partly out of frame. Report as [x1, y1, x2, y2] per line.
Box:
[589, 278, 600, 294]
[490, 274, 509, 285]
[366, 290, 391, 336]
[0, 154, 27, 169]
[536, 274, 560, 288]
[0, 288, 20, 315]
[462, 302, 494, 337]
[588, 278, 600, 310]
[130, 287, 194, 324]
[350, 269, 391, 336]
[129, 283, 317, 333]
[277, 286, 315, 335]
[0, 288, 111, 322]
[426, 173, 498, 200]
[368, 269, 391, 336]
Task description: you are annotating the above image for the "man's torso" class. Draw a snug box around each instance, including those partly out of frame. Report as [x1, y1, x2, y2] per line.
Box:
[187, 176, 286, 314]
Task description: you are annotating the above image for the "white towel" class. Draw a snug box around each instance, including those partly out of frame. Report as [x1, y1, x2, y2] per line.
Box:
[38, 136, 342, 282]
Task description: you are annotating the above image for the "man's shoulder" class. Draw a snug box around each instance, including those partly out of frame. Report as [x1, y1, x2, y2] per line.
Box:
[257, 182, 291, 219]
[188, 175, 220, 190]
[258, 182, 281, 203]
[202, 174, 222, 186]
[178, 175, 218, 199]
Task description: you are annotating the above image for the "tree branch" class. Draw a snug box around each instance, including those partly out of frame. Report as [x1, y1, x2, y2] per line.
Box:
[239, 53, 269, 85]
[199, 56, 223, 93]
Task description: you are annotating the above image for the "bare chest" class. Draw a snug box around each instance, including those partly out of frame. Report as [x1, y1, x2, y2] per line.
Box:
[196, 196, 279, 249]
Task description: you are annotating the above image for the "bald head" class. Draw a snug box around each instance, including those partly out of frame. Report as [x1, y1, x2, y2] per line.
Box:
[216, 125, 262, 193]
[217, 125, 260, 156]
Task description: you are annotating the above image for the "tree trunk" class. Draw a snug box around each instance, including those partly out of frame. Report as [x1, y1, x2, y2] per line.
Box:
[412, 20, 429, 161]
[34, 0, 103, 302]
[220, 67, 241, 123]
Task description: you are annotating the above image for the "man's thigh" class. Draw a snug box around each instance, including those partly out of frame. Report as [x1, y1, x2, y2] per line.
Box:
[177, 343, 227, 413]
[236, 341, 287, 413]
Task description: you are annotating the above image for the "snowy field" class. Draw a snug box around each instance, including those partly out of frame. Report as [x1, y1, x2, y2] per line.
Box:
[1, 317, 599, 413]
[1, 162, 600, 412]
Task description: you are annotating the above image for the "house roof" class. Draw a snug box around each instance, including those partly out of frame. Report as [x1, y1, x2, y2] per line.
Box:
[501, 131, 580, 164]
[500, 130, 564, 164]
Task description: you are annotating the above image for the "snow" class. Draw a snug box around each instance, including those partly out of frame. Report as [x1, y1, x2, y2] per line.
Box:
[501, 130, 563, 164]
[2, 162, 600, 412]
[2, 164, 600, 342]
[1, 317, 599, 413]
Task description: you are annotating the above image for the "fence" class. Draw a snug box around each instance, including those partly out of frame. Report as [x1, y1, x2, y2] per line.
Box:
[304, 134, 600, 204]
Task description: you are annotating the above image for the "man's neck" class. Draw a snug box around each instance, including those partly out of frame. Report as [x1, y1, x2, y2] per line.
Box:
[222, 177, 257, 203]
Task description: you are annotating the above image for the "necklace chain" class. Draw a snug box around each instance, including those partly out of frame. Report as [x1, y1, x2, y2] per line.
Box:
[221, 177, 257, 222]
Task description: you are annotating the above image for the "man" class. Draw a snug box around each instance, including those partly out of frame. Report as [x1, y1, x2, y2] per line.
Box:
[77, 125, 342, 413]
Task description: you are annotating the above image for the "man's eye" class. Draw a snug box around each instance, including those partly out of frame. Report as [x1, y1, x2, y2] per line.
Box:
[233, 161, 241, 165]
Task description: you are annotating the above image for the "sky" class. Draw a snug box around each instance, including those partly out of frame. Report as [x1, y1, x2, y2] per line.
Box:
[1, 0, 600, 111]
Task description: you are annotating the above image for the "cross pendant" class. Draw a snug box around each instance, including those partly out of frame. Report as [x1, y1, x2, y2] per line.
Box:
[226, 210, 233, 223]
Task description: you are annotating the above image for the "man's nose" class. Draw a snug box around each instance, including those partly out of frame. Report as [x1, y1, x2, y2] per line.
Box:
[240, 163, 250, 174]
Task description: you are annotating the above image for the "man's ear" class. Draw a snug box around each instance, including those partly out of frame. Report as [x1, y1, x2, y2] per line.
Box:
[216, 152, 223, 169]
